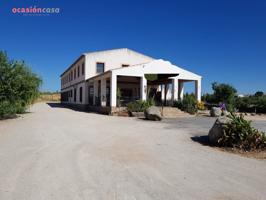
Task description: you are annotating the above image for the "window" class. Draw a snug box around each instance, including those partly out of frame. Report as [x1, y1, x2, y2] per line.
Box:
[96, 62, 104, 74]
[79, 87, 83, 102]
[122, 64, 129, 67]
[71, 71, 73, 81]
[82, 62, 85, 75]
[74, 68, 76, 79]
[78, 66, 80, 77]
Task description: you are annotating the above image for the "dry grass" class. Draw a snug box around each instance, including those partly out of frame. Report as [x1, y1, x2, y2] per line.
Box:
[37, 93, 60, 102]
[216, 147, 266, 159]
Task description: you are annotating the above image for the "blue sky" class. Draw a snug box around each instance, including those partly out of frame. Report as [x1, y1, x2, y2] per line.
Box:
[0, 0, 265, 94]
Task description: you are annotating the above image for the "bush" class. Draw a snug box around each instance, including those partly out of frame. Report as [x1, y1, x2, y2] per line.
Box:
[174, 94, 198, 114]
[235, 94, 266, 113]
[218, 113, 266, 150]
[196, 101, 205, 110]
[0, 51, 42, 119]
[127, 99, 154, 112]
[0, 101, 16, 118]
[173, 100, 182, 109]
[182, 94, 198, 114]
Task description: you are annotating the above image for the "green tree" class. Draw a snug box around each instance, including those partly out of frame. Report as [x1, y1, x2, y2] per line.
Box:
[212, 82, 237, 112]
[0, 51, 42, 118]
[254, 91, 264, 97]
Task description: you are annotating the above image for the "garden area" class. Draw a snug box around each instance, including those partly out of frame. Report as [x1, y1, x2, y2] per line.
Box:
[199, 83, 266, 158]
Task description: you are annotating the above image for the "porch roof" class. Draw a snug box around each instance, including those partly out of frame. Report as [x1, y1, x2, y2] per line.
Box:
[111, 59, 202, 81]
[86, 59, 202, 83]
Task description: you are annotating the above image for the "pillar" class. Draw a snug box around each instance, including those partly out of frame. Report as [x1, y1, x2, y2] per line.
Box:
[195, 79, 201, 101]
[110, 73, 117, 107]
[171, 78, 178, 102]
[140, 76, 147, 101]
[178, 81, 184, 100]
[161, 84, 165, 101]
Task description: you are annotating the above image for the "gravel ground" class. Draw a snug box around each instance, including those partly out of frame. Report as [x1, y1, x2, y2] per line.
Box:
[0, 102, 265, 200]
[162, 115, 266, 136]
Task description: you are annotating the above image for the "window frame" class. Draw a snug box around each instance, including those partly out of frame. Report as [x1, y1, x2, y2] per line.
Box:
[96, 62, 105, 74]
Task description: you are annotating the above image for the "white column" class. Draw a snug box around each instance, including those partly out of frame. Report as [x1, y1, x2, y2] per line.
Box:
[171, 78, 178, 102]
[101, 77, 106, 107]
[178, 81, 184, 100]
[140, 76, 147, 101]
[161, 84, 165, 101]
[110, 73, 117, 107]
[195, 79, 201, 101]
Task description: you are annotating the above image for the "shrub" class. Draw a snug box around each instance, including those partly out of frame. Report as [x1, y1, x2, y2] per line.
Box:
[173, 100, 182, 109]
[0, 51, 42, 119]
[174, 94, 198, 114]
[196, 101, 205, 110]
[218, 113, 266, 150]
[0, 101, 16, 119]
[235, 94, 266, 113]
[127, 99, 154, 112]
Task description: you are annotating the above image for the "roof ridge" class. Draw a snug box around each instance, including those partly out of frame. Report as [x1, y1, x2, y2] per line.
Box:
[83, 48, 154, 59]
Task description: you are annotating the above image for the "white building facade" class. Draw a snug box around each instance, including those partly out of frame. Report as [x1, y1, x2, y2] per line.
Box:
[60, 48, 202, 113]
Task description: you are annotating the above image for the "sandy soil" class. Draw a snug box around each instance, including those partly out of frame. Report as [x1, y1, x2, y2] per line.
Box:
[0, 102, 265, 200]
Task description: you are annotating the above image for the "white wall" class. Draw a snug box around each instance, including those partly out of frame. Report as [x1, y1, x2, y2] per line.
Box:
[85, 49, 154, 80]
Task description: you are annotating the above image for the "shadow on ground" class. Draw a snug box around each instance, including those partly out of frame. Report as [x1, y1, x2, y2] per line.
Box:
[46, 102, 107, 115]
[46, 102, 66, 108]
[46, 102, 84, 112]
[190, 135, 211, 146]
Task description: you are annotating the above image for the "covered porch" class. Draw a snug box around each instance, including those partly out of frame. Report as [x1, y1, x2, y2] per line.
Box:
[86, 59, 202, 113]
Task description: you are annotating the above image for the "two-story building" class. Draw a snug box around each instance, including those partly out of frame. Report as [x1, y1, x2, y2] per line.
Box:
[60, 48, 202, 113]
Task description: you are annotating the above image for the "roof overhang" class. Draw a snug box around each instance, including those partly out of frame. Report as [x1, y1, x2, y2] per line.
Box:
[112, 59, 202, 80]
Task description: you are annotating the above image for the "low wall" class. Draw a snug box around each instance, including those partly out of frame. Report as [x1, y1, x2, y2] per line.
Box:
[61, 102, 127, 115]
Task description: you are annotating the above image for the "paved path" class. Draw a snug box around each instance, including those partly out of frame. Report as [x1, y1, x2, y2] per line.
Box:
[0, 102, 265, 200]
